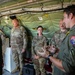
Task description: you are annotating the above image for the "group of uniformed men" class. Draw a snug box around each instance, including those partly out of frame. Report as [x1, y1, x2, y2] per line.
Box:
[1, 4, 75, 75]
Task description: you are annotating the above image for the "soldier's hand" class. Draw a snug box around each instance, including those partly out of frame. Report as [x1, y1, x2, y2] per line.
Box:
[48, 45, 59, 54]
[33, 55, 40, 59]
[37, 47, 50, 58]
[48, 45, 57, 54]
[21, 49, 25, 53]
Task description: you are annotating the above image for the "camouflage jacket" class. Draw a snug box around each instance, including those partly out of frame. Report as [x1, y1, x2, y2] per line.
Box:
[10, 25, 27, 50]
[51, 30, 67, 49]
[32, 34, 47, 56]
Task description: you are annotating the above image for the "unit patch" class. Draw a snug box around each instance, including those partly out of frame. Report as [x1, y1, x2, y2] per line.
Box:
[70, 36, 75, 46]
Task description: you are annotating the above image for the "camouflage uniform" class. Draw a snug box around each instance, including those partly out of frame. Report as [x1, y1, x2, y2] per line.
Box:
[51, 30, 67, 50]
[50, 29, 67, 75]
[32, 35, 47, 75]
[0, 30, 6, 61]
[10, 25, 27, 74]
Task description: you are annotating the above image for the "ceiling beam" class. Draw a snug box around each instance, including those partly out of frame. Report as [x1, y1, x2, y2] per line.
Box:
[0, 0, 52, 12]
[0, 1, 75, 17]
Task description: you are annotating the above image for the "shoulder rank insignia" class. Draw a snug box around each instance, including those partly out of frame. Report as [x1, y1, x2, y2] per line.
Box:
[70, 36, 75, 46]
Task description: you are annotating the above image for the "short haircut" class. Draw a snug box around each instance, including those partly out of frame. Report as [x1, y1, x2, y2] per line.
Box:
[37, 26, 43, 30]
[63, 5, 75, 16]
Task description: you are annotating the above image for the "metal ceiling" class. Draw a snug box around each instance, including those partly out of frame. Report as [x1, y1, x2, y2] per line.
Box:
[0, 0, 75, 16]
[0, 0, 75, 38]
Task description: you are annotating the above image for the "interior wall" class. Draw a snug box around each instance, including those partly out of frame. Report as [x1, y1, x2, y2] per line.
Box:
[0, 11, 63, 39]
[0, 11, 63, 58]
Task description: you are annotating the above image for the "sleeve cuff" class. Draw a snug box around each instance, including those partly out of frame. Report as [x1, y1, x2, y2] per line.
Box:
[62, 61, 70, 73]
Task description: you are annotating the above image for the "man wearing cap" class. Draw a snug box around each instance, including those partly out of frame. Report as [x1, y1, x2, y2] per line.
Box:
[10, 15, 27, 75]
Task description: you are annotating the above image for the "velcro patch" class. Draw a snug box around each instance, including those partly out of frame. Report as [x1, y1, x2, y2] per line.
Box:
[70, 36, 75, 46]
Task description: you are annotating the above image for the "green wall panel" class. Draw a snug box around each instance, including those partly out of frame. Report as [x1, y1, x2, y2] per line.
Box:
[0, 11, 63, 41]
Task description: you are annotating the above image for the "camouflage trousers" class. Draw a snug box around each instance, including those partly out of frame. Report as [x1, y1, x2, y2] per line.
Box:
[33, 58, 46, 75]
[12, 47, 23, 74]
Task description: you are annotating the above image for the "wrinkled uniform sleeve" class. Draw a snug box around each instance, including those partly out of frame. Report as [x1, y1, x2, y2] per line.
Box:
[62, 33, 75, 73]
[50, 33, 56, 46]
[21, 27, 28, 50]
[10, 29, 13, 46]
[44, 36, 47, 47]
[31, 38, 36, 57]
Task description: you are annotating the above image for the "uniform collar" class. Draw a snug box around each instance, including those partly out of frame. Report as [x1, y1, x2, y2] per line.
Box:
[70, 25, 75, 31]
[65, 25, 75, 36]
[59, 29, 67, 34]
[37, 34, 43, 39]
[62, 25, 75, 42]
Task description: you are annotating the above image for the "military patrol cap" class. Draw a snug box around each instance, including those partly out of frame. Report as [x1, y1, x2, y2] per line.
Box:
[10, 15, 17, 20]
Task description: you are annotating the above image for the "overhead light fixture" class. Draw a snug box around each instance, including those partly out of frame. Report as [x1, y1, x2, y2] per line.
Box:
[5, 16, 9, 20]
[38, 16, 43, 20]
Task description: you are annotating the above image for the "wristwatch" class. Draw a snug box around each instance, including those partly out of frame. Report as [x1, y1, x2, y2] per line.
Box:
[47, 54, 53, 59]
